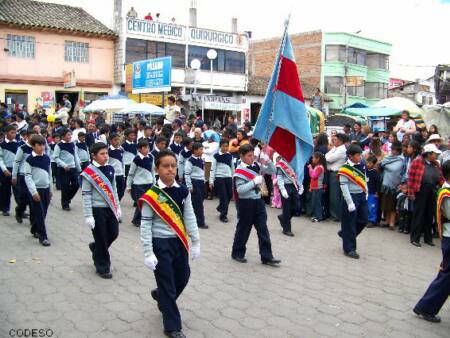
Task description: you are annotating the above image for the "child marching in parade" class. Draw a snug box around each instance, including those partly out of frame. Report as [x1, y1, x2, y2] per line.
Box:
[231, 144, 281, 266]
[139, 149, 200, 338]
[127, 139, 155, 227]
[177, 137, 193, 183]
[24, 135, 52, 246]
[81, 142, 121, 279]
[76, 132, 90, 171]
[0, 125, 20, 216]
[413, 160, 450, 323]
[276, 153, 303, 236]
[108, 132, 126, 201]
[337, 144, 368, 259]
[209, 139, 234, 222]
[122, 128, 137, 180]
[54, 128, 81, 211]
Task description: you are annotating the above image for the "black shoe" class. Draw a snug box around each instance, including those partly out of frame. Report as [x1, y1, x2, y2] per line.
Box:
[39, 239, 51, 246]
[198, 224, 209, 229]
[164, 330, 186, 338]
[232, 256, 247, 263]
[96, 271, 112, 279]
[337, 230, 342, 238]
[2, 211, 10, 216]
[151, 289, 162, 312]
[220, 216, 228, 223]
[282, 231, 295, 237]
[15, 208, 23, 223]
[413, 307, 441, 323]
[89, 242, 95, 260]
[344, 251, 360, 259]
[262, 258, 281, 267]
[32, 232, 39, 238]
[425, 241, 435, 247]
[62, 206, 71, 211]
[277, 215, 283, 227]
[411, 241, 421, 247]
[132, 222, 140, 227]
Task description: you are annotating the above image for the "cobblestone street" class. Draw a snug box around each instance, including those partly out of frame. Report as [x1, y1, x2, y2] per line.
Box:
[1, 191, 449, 338]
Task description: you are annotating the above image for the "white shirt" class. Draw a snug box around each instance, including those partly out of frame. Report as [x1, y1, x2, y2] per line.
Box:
[165, 104, 181, 122]
[158, 178, 180, 189]
[395, 119, 415, 142]
[325, 144, 347, 171]
[137, 129, 145, 141]
[202, 141, 219, 162]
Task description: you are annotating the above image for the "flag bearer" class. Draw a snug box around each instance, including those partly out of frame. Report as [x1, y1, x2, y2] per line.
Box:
[337, 144, 368, 259]
[108, 133, 126, 201]
[231, 144, 281, 266]
[81, 142, 121, 279]
[24, 135, 52, 246]
[0, 125, 20, 216]
[413, 160, 450, 323]
[139, 149, 200, 338]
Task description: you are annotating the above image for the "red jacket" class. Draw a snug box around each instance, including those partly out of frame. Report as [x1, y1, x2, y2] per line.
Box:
[407, 155, 443, 198]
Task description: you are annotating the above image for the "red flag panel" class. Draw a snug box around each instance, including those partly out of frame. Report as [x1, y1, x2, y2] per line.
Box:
[268, 127, 296, 162]
[275, 56, 305, 103]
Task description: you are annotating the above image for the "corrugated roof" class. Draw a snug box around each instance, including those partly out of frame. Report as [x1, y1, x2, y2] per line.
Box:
[0, 0, 116, 38]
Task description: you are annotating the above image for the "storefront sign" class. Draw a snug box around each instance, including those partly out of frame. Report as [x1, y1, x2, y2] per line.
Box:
[189, 28, 235, 47]
[202, 95, 241, 111]
[127, 18, 185, 41]
[63, 71, 76, 88]
[128, 93, 167, 106]
[132, 56, 172, 94]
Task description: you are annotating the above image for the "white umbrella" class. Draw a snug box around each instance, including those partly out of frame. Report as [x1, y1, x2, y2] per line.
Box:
[83, 98, 136, 113]
[118, 102, 165, 116]
[372, 97, 422, 117]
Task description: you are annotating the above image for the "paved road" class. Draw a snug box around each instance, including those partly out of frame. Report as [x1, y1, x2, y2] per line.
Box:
[1, 190, 449, 338]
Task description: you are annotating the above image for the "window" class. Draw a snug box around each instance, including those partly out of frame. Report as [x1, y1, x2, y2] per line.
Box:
[225, 51, 245, 73]
[365, 83, 388, 99]
[366, 53, 389, 70]
[347, 85, 365, 97]
[188, 46, 245, 74]
[65, 41, 89, 63]
[125, 39, 185, 67]
[7, 34, 35, 58]
[324, 76, 343, 94]
[325, 45, 346, 62]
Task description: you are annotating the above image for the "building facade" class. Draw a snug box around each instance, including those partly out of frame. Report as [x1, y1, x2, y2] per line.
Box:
[0, 0, 116, 114]
[114, 1, 249, 125]
[248, 30, 392, 115]
[388, 77, 436, 106]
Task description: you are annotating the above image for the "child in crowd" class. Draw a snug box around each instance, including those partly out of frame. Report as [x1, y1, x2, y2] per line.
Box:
[127, 139, 155, 227]
[308, 152, 326, 222]
[209, 139, 234, 222]
[184, 142, 207, 229]
[141, 125, 154, 150]
[151, 136, 168, 159]
[366, 155, 380, 227]
[76, 132, 90, 171]
[396, 184, 410, 234]
[49, 133, 61, 189]
[122, 128, 137, 179]
[24, 135, 52, 246]
[139, 149, 200, 338]
[0, 125, 19, 216]
[169, 132, 184, 157]
[177, 137, 193, 183]
[81, 142, 121, 279]
[108, 133, 126, 201]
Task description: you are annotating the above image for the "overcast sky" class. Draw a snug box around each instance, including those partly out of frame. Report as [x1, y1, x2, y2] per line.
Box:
[44, 0, 450, 81]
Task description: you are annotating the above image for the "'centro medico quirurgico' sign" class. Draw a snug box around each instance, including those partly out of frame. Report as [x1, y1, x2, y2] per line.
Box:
[126, 18, 244, 49]
[132, 56, 172, 94]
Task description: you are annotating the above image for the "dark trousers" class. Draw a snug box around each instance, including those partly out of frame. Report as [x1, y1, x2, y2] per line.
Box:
[191, 179, 205, 227]
[153, 237, 190, 332]
[131, 184, 152, 225]
[328, 171, 342, 221]
[0, 168, 19, 212]
[263, 174, 273, 205]
[29, 188, 50, 240]
[279, 184, 297, 232]
[90, 208, 119, 274]
[311, 188, 324, 220]
[415, 237, 450, 315]
[125, 164, 131, 179]
[51, 162, 60, 189]
[232, 198, 274, 262]
[115, 175, 125, 201]
[215, 177, 232, 218]
[341, 192, 368, 253]
[59, 167, 79, 208]
[411, 184, 436, 244]
[16, 175, 30, 217]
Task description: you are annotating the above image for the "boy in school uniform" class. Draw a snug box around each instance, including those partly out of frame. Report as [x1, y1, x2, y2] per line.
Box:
[76, 132, 90, 171]
[177, 137, 193, 184]
[184, 142, 207, 229]
[127, 139, 155, 227]
[12, 130, 34, 223]
[337, 144, 368, 259]
[49, 133, 61, 189]
[108, 132, 126, 201]
[151, 136, 168, 159]
[140, 125, 155, 150]
[81, 142, 121, 279]
[24, 135, 52, 246]
[139, 149, 200, 338]
[365, 156, 380, 228]
[209, 139, 234, 222]
[169, 132, 183, 158]
[122, 128, 137, 179]
[413, 160, 450, 324]
[231, 144, 281, 266]
[53, 128, 81, 211]
[0, 125, 20, 216]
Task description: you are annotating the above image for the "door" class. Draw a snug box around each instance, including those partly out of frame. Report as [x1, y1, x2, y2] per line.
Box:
[5, 90, 28, 113]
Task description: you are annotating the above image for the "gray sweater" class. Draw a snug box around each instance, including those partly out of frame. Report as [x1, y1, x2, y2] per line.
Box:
[54, 141, 81, 172]
[126, 153, 155, 189]
[24, 153, 52, 196]
[184, 156, 204, 190]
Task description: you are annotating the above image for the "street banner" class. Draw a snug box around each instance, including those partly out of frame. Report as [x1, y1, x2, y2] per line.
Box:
[132, 56, 172, 94]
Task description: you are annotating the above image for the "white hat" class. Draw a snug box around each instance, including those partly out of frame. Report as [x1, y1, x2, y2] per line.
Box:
[423, 143, 442, 154]
[426, 134, 443, 144]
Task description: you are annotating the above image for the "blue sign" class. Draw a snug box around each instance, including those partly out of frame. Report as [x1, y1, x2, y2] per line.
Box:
[132, 56, 172, 93]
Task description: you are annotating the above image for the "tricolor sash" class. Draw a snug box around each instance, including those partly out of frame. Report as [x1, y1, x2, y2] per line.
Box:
[232, 165, 259, 201]
[138, 185, 190, 252]
[337, 164, 367, 194]
[436, 187, 450, 239]
[276, 159, 299, 190]
[81, 165, 120, 220]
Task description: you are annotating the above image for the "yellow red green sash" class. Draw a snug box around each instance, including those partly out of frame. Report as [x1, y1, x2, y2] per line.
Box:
[436, 187, 450, 239]
[138, 185, 189, 252]
[337, 164, 367, 194]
